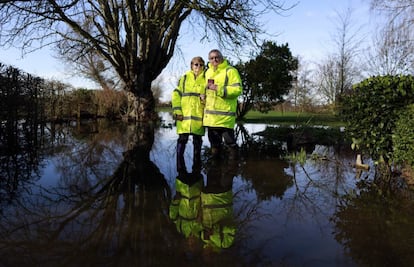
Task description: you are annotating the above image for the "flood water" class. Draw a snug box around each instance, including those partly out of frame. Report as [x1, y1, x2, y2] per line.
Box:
[1, 112, 414, 267]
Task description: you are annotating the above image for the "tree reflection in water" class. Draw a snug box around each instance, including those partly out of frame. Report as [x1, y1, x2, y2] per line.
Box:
[0, 117, 46, 205]
[1, 117, 414, 266]
[0, 122, 179, 266]
[332, 179, 414, 267]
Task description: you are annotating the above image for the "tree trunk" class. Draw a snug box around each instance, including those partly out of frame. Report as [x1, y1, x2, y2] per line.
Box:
[125, 87, 158, 122]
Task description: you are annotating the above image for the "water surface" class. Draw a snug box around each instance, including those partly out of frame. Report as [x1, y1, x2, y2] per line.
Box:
[1, 112, 413, 267]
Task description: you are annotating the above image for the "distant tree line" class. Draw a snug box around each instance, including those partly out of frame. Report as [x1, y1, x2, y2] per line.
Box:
[0, 62, 128, 122]
[0, 63, 44, 121]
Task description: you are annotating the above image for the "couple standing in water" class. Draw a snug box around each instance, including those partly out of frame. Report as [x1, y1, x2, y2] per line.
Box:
[171, 49, 241, 250]
[171, 49, 242, 175]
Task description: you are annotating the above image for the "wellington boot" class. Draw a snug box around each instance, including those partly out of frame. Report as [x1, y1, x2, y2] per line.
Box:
[210, 147, 221, 160]
[228, 145, 239, 160]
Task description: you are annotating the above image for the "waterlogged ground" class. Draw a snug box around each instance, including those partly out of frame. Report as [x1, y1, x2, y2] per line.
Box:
[1, 112, 413, 267]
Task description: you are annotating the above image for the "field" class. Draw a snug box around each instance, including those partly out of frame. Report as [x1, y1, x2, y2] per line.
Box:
[241, 110, 344, 127]
[157, 107, 344, 127]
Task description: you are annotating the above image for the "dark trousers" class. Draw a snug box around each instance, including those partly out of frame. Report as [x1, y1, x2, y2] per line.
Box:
[207, 127, 237, 150]
[176, 133, 203, 173]
[207, 127, 238, 159]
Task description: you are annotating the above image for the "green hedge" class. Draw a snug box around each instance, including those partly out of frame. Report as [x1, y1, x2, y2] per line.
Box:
[340, 75, 414, 163]
[393, 104, 414, 167]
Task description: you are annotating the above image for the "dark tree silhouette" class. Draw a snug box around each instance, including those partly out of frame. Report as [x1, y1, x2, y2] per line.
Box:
[0, 0, 293, 121]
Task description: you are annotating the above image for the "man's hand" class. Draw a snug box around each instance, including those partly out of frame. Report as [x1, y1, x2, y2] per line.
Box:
[175, 115, 183, 121]
[207, 84, 217, 91]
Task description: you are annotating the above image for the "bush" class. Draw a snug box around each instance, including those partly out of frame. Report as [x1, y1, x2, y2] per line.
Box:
[340, 75, 414, 162]
[393, 104, 414, 167]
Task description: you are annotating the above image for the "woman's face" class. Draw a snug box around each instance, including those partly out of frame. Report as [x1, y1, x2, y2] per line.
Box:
[191, 61, 204, 74]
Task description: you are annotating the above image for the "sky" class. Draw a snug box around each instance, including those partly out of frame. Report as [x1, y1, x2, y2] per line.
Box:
[0, 0, 381, 101]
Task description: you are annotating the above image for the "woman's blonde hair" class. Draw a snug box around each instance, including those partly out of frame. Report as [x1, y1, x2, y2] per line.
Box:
[191, 56, 205, 67]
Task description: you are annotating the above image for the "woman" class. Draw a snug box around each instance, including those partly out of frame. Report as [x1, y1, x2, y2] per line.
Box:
[172, 56, 206, 174]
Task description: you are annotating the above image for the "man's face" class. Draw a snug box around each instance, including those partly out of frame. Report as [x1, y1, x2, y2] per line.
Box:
[208, 52, 223, 68]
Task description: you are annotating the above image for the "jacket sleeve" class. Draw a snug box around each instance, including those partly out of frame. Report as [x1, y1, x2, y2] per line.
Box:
[217, 67, 242, 99]
[172, 76, 184, 116]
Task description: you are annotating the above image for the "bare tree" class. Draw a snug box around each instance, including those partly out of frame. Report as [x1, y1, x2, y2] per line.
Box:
[370, 0, 414, 26]
[0, 0, 293, 121]
[289, 58, 314, 111]
[315, 8, 363, 108]
[315, 56, 338, 106]
[368, 0, 414, 75]
[365, 21, 414, 75]
[63, 46, 122, 91]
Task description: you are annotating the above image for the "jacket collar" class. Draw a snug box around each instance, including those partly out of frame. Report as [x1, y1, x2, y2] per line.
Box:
[208, 59, 229, 71]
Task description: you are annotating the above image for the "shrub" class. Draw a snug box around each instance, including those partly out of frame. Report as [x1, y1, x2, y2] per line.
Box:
[393, 104, 414, 167]
[339, 75, 414, 163]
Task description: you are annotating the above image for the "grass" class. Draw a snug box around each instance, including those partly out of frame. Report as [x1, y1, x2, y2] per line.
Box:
[157, 107, 348, 146]
[253, 125, 349, 145]
[240, 110, 345, 127]
[157, 107, 345, 127]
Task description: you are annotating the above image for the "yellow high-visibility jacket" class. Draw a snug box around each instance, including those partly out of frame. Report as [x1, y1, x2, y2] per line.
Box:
[169, 178, 203, 238]
[172, 70, 206, 135]
[201, 190, 235, 249]
[203, 59, 242, 129]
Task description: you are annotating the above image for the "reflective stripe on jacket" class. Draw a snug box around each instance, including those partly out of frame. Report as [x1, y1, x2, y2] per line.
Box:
[169, 178, 203, 238]
[203, 59, 242, 129]
[172, 70, 206, 135]
[201, 190, 235, 249]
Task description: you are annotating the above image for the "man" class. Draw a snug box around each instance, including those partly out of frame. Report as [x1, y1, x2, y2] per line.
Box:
[203, 49, 242, 159]
[201, 159, 236, 249]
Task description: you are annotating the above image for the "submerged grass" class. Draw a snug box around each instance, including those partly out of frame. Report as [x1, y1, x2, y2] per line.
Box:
[241, 111, 349, 148]
[158, 107, 344, 127]
[240, 110, 345, 127]
[252, 125, 350, 146]
[158, 108, 348, 146]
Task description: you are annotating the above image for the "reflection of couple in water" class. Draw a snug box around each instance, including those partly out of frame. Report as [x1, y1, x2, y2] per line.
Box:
[169, 159, 237, 251]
